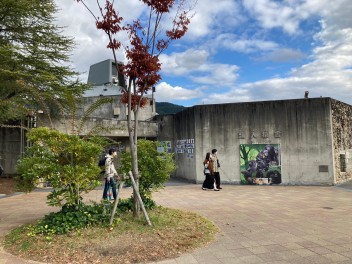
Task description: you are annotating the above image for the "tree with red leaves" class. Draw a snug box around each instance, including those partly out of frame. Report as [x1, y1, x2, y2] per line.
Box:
[75, 0, 193, 217]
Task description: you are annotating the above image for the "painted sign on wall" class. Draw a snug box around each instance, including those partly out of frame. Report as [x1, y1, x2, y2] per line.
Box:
[175, 139, 194, 158]
[240, 144, 281, 185]
[157, 141, 172, 153]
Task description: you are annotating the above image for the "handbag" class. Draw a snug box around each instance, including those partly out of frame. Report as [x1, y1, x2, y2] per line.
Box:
[204, 161, 210, 174]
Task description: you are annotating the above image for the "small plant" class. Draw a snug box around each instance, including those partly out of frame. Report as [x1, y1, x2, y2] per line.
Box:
[26, 202, 118, 237]
[16, 127, 106, 207]
[119, 139, 176, 203]
[118, 197, 156, 212]
[4, 207, 218, 264]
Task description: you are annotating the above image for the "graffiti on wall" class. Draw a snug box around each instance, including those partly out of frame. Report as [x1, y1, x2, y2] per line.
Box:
[240, 144, 281, 185]
[175, 139, 194, 158]
[157, 141, 172, 153]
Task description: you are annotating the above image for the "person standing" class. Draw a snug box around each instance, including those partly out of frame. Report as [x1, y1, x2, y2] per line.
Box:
[202, 152, 219, 191]
[211, 149, 222, 189]
[103, 148, 118, 200]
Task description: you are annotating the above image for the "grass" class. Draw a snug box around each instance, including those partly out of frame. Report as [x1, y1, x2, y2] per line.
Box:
[4, 206, 218, 264]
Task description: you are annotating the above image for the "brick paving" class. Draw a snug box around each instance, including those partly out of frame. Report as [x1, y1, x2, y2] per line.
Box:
[1, 182, 352, 264]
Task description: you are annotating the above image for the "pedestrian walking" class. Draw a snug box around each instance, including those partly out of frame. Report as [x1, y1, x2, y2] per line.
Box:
[211, 149, 222, 189]
[202, 152, 219, 191]
[102, 148, 118, 200]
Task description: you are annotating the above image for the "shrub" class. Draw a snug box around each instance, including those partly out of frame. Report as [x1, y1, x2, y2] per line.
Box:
[26, 202, 118, 237]
[119, 139, 176, 201]
[16, 127, 106, 207]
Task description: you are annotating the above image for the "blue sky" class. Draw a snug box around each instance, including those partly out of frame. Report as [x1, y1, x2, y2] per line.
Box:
[56, 0, 352, 107]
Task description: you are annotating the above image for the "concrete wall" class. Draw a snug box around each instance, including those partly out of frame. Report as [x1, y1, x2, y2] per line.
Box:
[155, 115, 175, 142]
[1, 94, 157, 176]
[37, 118, 158, 138]
[172, 98, 335, 185]
[37, 94, 158, 138]
[331, 99, 352, 183]
[172, 109, 197, 182]
[77, 95, 156, 121]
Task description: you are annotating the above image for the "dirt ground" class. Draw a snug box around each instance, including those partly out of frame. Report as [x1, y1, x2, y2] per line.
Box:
[0, 177, 17, 195]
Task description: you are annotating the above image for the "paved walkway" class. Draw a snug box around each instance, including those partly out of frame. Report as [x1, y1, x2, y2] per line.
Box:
[1, 182, 352, 264]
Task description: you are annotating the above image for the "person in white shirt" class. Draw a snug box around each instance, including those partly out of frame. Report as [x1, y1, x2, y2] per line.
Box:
[211, 149, 222, 189]
[102, 148, 118, 200]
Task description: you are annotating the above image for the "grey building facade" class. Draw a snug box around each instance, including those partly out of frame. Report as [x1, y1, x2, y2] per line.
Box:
[0, 59, 158, 176]
[156, 97, 352, 185]
[1, 58, 351, 185]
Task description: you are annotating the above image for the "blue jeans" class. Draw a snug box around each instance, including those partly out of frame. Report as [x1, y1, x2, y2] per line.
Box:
[103, 177, 117, 200]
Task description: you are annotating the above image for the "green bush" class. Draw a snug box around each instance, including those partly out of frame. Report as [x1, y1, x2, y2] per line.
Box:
[27, 202, 118, 237]
[16, 127, 107, 207]
[119, 139, 176, 201]
[118, 197, 156, 212]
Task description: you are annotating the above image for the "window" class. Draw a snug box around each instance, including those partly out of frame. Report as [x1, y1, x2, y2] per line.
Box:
[340, 154, 346, 172]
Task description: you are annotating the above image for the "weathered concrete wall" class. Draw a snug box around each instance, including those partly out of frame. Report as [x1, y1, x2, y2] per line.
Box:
[172, 98, 335, 185]
[37, 118, 158, 138]
[172, 109, 197, 182]
[154, 114, 177, 178]
[77, 95, 155, 121]
[37, 94, 158, 138]
[0, 127, 22, 176]
[331, 99, 352, 183]
[154, 115, 174, 140]
[1, 94, 157, 176]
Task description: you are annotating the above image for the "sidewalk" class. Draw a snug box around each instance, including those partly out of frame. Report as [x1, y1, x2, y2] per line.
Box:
[1, 182, 352, 263]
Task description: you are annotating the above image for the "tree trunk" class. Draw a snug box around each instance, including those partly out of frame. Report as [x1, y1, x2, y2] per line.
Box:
[128, 171, 151, 226]
[132, 109, 140, 217]
[127, 79, 140, 217]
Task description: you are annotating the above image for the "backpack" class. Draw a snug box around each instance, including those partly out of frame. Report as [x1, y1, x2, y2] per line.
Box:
[98, 157, 107, 167]
[98, 157, 107, 174]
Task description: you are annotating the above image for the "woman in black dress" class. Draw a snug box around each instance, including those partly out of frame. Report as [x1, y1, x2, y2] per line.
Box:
[202, 152, 219, 191]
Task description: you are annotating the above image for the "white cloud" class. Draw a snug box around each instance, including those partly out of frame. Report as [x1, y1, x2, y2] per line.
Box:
[186, 0, 243, 39]
[258, 48, 306, 62]
[54, 0, 352, 106]
[55, 0, 144, 79]
[159, 49, 209, 76]
[160, 49, 240, 86]
[213, 34, 279, 53]
[190, 64, 239, 86]
[154, 82, 203, 102]
[202, 0, 352, 105]
[200, 88, 252, 105]
[242, 0, 329, 34]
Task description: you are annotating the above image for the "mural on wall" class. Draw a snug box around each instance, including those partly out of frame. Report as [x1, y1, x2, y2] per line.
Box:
[175, 139, 194, 158]
[240, 144, 281, 185]
[157, 141, 172, 153]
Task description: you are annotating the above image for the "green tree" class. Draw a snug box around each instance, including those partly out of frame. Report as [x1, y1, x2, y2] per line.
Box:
[119, 139, 176, 201]
[16, 127, 106, 207]
[76, 0, 193, 217]
[0, 0, 86, 124]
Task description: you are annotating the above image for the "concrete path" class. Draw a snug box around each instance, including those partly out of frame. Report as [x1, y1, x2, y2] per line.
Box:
[1, 182, 352, 264]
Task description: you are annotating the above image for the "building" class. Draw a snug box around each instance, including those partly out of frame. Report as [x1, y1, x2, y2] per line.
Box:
[0, 59, 158, 175]
[1, 58, 351, 186]
[38, 58, 159, 151]
[156, 97, 352, 185]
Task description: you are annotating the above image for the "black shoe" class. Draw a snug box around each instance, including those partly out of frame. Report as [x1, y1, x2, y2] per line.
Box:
[218, 187, 222, 189]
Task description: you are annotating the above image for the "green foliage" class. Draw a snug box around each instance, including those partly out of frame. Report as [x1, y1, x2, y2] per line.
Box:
[16, 127, 107, 207]
[118, 197, 156, 212]
[0, 0, 87, 124]
[4, 207, 218, 264]
[119, 139, 176, 200]
[26, 202, 118, 237]
[155, 102, 186, 115]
